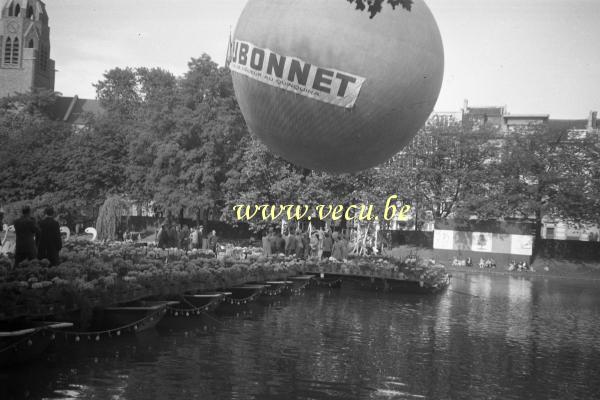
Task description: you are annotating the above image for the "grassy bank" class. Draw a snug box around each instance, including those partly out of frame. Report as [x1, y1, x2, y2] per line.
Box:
[385, 245, 600, 280]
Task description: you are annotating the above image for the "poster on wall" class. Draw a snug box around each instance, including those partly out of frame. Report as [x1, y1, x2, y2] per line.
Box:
[472, 232, 493, 252]
[433, 229, 454, 250]
[510, 234, 533, 256]
[492, 233, 512, 254]
[454, 231, 472, 250]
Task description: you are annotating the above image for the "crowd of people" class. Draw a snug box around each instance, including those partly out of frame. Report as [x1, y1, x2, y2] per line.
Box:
[260, 227, 378, 261]
[156, 224, 219, 253]
[1, 206, 63, 268]
[450, 256, 533, 272]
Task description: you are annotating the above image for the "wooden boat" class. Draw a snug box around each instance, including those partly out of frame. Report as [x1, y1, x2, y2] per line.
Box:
[0, 320, 73, 368]
[98, 300, 176, 333]
[262, 281, 293, 296]
[312, 276, 343, 289]
[165, 292, 229, 317]
[288, 275, 315, 294]
[224, 284, 268, 305]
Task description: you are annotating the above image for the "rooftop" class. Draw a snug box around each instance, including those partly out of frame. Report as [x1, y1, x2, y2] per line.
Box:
[49, 95, 103, 125]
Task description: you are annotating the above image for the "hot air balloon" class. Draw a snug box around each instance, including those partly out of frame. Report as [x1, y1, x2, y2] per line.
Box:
[229, 0, 444, 173]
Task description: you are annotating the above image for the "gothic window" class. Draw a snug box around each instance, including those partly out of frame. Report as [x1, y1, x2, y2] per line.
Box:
[7, 2, 14, 16]
[14, 3, 20, 17]
[11, 37, 19, 64]
[3, 37, 10, 63]
[4, 37, 12, 65]
[27, 5, 34, 19]
[28, 38, 34, 48]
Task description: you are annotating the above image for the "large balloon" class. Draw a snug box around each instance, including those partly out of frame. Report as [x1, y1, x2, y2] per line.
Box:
[229, 0, 444, 173]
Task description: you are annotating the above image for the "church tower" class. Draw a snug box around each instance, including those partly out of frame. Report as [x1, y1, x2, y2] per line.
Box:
[0, 0, 54, 97]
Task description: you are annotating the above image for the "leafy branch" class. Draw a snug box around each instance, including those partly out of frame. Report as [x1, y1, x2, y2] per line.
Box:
[346, 0, 413, 18]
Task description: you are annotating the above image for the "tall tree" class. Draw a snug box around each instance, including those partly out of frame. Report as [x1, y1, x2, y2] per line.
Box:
[377, 122, 497, 229]
[491, 126, 600, 245]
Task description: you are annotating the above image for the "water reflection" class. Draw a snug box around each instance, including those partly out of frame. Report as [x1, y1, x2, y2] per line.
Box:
[1, 275, 599, 399]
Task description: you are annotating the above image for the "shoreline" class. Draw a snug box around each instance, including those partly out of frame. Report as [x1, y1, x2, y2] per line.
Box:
[444, 265, 600, 282]
[386, 245, 600, 281]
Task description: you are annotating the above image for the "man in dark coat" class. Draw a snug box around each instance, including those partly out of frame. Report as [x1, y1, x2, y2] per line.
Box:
[0, 209, 4, 246]
[14, 205, 40, 268]
[37, 207, 62, 266]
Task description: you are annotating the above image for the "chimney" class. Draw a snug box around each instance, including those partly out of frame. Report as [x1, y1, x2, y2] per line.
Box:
[588, 111, 597, 130]
[463, 99, 469, 112]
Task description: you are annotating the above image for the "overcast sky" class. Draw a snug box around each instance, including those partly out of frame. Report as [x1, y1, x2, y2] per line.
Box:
[49, 0, 599, 119]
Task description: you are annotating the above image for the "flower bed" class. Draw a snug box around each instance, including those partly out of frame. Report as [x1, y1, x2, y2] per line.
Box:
[0, 240, 448, 320]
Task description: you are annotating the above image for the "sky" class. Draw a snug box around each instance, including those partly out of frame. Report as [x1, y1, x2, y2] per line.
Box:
[48, 0, 600, 119]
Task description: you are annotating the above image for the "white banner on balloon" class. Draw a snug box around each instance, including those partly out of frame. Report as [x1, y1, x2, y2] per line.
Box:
[433, 229, 454, 250]
[510, 234, 533, 256]
[229, 39, 366, 108]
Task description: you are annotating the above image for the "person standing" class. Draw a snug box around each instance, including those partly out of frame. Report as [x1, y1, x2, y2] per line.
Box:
[168, 225, 178, 248]
[37, 207, 62, 266]
[341, 233, 350, 261]
[190, 227, 199, 250]
[180, 225, 190, 249]
[276, 231, 286, 254]
[14, 206, 40, 268]
[208, 230, 218, 254]
[310, 232, 319, 259]
[262, 231, 272, 257]
[0, 209, 4, 246]
[332, 237, 343, 260]
[285, 230, 296, 256]
[157, 225, 168, 249]
[322, 232, 333, 259]
[295, 230, 304, 259]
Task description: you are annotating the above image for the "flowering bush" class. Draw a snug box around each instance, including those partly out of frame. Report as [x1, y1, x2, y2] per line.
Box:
[0, 240, 447, 320]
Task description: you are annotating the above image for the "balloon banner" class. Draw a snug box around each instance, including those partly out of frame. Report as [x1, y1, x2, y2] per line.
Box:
[229, 39, 366, 108]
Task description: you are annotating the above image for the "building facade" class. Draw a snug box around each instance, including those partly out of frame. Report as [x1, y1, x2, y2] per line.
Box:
[0, 0, 54, 97]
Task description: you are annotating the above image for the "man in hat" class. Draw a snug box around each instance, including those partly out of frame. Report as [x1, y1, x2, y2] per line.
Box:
[14, 205, 40, 268]
[38, 207, 62, 266]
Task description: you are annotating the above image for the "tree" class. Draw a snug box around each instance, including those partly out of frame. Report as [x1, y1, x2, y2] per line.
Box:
[0, 90, 130, 225]
[347, 0, 413, 18]
[377, 122, 497, 229]
[491, 126, 600, 246]
[96, 195, 128, 241]
[93, 67, 142, 119]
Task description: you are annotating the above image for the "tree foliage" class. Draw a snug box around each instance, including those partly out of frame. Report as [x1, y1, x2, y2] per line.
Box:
[96, 195, 128, 241]
[2, 53, 598, 240]
[486, 126, 600, 241]
[347, 0, 413, 18]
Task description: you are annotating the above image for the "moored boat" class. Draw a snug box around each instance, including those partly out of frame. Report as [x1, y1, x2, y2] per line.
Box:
[0, 320, 73, 368]
[262, 281, 293, 296]
[288, 275, 315, 294]
[225, 284, 268, 305]
[165, 292, 229, 317]
[312, 276, 343, 289]
[98, 300, 175, 333]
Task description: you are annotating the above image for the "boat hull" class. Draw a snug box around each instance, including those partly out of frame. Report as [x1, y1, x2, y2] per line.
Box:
[0, 321, 73, 368]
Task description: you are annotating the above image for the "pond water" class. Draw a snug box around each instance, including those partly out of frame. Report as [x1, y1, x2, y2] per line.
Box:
[2, 273, 600, 399]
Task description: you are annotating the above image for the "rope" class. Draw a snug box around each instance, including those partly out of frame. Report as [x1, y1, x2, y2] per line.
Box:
[50, 307, 167, 341]
[315, 278, 342, 288]
[226, 291, 261, 305]
[167, 296, 223, 316]
[0, 328, 51, 354]
[290, 280, 311, 295]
